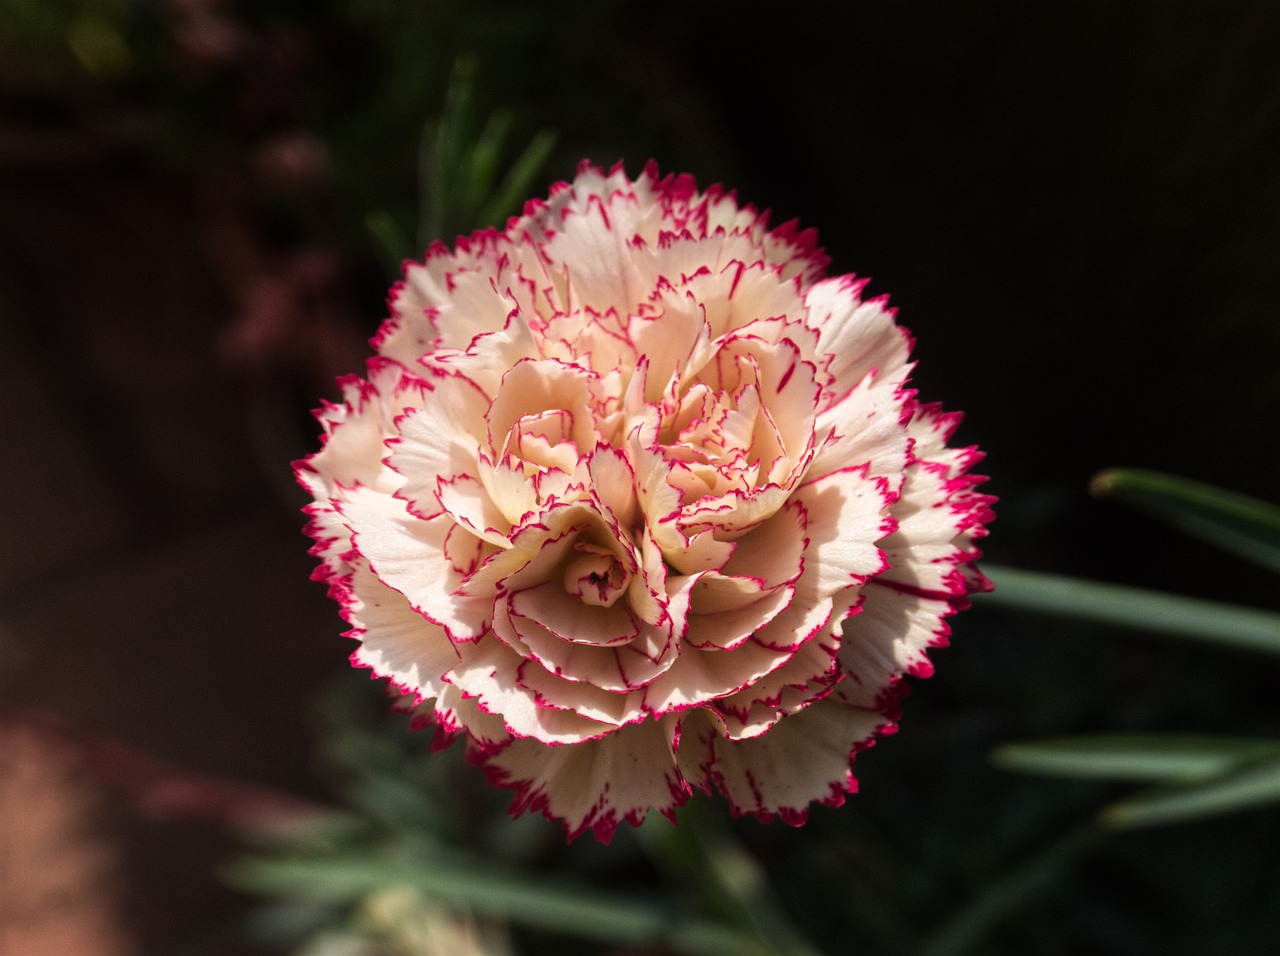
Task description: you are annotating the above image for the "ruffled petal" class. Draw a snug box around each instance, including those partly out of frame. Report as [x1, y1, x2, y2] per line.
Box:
[443, 635, 615, 744]
[692, 698, 885, 824]
[836, 582, 954, 712]
[385, 372, 491, 517]
[478, 716, 689, 842]
[299, 160, 992, 843]
[340, 487, 493, 643]
[346, 560, 459, 701]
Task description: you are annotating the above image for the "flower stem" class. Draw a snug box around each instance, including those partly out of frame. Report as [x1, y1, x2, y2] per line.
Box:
[920, 821, 1105, 956]
[637, 797, 826, 956]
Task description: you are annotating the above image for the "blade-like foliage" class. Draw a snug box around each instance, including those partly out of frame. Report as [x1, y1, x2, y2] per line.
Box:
[993, 734, 1280, 782]
[977, 564, 1280, 656]
[225, 851, 778, 956]
[1103, 752, 1280, 829]
[1092, 468, 1280, 573]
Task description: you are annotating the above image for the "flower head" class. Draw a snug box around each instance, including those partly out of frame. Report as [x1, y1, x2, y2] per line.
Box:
[297, 161, 993, 841]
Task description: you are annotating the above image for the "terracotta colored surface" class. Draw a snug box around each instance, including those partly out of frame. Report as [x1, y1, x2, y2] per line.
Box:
[0, 120, 350, 955]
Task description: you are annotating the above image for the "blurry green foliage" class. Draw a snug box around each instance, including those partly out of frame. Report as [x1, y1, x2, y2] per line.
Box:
[0, 0, 618, 262]
[963, 471, 1280, 950]
[228, 674, 812, 956]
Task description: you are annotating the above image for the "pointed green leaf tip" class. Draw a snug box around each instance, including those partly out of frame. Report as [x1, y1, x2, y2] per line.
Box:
[1091, 468, 1280, 574]
[1102, 752, 1280, 829]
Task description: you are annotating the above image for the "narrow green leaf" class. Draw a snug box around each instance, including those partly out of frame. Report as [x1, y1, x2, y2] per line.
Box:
[418, 57, 480, 246]
[464, 109, 514, 216]
[224, 852, 776, 956]
[1102, 752, 1280, 829]
[993, 735, 1280, 782]
[921, 823, 1104, 956]
[1092, 468, 1280, 573]
[417, 115, 445, 247]
[364, 211, 411, 277]
[976, 564, 1280, 656]
[435, 56, 478, 189]
[638, 800, 824, 956]
[478, 128, 558, 230]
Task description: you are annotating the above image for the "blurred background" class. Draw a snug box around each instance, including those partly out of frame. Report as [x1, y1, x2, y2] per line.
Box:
[1, 1, 1278, 954]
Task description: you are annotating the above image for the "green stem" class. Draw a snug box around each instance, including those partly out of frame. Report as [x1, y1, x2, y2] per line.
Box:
[920, 822, 1105, 956]
[636, 798, 826, 956]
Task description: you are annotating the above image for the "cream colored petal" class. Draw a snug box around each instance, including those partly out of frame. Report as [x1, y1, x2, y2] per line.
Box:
[478, 717, 688, 842]
[702, 698, 885, 824]
[443, 636, 613, 745]
[341, 487, 492, 643]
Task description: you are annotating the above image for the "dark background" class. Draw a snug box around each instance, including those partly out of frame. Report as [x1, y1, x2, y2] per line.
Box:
[2, 2, 1278, 954]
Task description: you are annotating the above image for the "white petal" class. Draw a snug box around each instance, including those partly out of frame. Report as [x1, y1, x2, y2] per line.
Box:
[699, 698, 885, 824]
[640, 636, 789, 715]
[478, 717, 689, 842]
[541, 190, 658, 313]
[809, 373, 913, 488]
[834, 582, 953, 711]
[425, 309, 541, 397]
[346, 560, 459, 701]
[508, 599, 676, 692]
[715, 628, 841, 738]
[300, 362, 429, 498]
[684, 259, 807, 341]
[683, 585, 794, 651]
[387, 373, 490, 516]
[516, 660, 647, 727]
[485, 358, 600, 456]
[793, 465, 895, 596]
[717, 498, 808, 590]
[585, 445, 640, 530]
[444, 636, 613, 744]
[435, 474, 512, 547]
[433, 263, 518, 347]
[341, 487, 491, 642]
[510, 581, 640, 648]
[874, 460, 992, 598]
[627, 283, 713, 402]
[804, 276, 911, 399]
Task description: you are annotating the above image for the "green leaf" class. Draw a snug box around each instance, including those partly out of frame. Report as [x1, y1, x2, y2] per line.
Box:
[463, 109, 515, 215]
[417, 113, 446, 247]
[976, 564, 1280, 656]
[637, 800, 824, 956]
[1092, 468, 1280, 573]
[1102, 752, 1280, 829]
[413, 54, 555, 242]
[434, 56, 478, 188]
[225, 851, 777, 956]
[992, 735, 1280, 782]
[418, 57, 480, 247]
[477, 127, 558, 230]
[364, 210, 412, 277]
[921, 823, 1104, 956]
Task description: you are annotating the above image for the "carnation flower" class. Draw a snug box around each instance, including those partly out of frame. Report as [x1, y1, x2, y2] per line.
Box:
[297, 161, 993, 841]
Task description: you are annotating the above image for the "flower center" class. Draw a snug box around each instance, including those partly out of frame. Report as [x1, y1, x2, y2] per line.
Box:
[563, 542, 629, 607]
